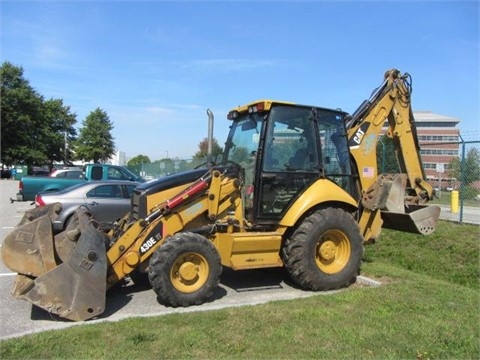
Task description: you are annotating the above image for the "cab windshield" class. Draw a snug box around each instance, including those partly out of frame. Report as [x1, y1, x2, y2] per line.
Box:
[223, 113, 264, 164]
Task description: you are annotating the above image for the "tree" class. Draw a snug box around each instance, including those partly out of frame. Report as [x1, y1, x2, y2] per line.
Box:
[127, 155, 151, 176]
[1, 61, 46, 166]
[193, 138, 223, 163]
[156, 158, 175, 175]
[376, 135, 399, 173]
[75, 108, 115, 163]
[127, 155, 151, 166]
[1, 62, 78, 168]
[175, 159, 190, 173]
[42, 99, 78, 166]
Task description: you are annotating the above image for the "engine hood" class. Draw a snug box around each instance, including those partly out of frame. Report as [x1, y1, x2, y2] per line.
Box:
[136, 168, 209, 196]
[132, 168, 209, 219]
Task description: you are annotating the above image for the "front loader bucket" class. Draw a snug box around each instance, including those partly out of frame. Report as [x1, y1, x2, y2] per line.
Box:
[1, 205, 108, 321]
[381, 204, 441, 235]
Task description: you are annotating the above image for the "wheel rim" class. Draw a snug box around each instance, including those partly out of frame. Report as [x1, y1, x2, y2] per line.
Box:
[170, 252, 209, 293]
[315, 229, 351, 274]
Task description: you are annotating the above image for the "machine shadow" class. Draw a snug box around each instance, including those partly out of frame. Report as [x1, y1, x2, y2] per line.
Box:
[30, 267, 298, 322]
[219, 266, 299, 292]
[29, 278, 145, 322]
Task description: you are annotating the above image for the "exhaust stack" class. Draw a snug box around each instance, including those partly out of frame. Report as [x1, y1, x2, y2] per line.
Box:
[206, 108, 214, 168]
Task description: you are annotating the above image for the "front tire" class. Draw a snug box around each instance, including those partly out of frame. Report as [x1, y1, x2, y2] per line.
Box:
[148, 232, 222, 307]
[282, 208, 363, 291]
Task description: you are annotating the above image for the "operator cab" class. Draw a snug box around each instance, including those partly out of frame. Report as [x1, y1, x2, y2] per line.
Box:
[224, 100, 355, 225]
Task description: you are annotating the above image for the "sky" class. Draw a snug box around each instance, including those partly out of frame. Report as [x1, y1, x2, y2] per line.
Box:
[1, 0, 479, 162]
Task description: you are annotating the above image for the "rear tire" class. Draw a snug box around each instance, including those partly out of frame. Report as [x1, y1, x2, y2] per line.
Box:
[148, 232, 222, 307]
[282, 208, 363, 290]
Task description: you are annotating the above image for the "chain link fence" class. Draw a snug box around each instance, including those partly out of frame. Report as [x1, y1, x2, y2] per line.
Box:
[419, 139, 480, 225]
[126, 157, 209, 181]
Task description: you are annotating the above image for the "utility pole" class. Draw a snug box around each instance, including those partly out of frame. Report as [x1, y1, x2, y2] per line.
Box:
[64, 131, 67, 164]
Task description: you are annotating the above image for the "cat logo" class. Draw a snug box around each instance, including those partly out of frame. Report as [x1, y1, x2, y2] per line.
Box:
[353, 128, 365, 145]
[349, 122, 371, 149]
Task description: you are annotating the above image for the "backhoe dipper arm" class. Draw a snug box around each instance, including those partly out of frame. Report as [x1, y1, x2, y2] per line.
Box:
[347, 69, 439, 241]
[347, 69, 434, 202]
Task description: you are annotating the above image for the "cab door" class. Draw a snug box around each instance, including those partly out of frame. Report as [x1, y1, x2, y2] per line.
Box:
[255, 105, 320, 222]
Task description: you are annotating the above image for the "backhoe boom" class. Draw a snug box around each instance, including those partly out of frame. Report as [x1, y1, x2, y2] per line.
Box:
[347, 69, 439, 241]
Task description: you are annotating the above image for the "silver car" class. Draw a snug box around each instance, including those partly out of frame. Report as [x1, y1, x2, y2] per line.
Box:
[35, 180, 139, 233]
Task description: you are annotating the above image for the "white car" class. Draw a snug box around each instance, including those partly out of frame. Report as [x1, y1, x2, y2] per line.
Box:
[49, 168, 84, 178]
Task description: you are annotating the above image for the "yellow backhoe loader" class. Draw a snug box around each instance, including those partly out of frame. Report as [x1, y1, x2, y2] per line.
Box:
[2, 69, 440, 321]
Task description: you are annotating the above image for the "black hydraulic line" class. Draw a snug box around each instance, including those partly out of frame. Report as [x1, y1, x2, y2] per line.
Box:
[346, 77, 389, 129]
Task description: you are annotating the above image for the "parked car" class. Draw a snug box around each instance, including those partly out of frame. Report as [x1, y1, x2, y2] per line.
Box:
[49, 168, 83, 178]
[35, 180, 139, 233]
[31, 169, 50, 176]
[14, 163, 144, 202]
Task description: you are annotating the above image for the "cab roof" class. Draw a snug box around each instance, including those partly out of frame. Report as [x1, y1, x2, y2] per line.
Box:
[227, 99, 347, 119]
[228, 99, 295, 114]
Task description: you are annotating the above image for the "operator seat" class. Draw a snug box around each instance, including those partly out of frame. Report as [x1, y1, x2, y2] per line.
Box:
[288, 148, 308, 170]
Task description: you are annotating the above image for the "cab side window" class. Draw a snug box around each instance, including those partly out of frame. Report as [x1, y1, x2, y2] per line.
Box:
[107, 167, 123, 180]
[317, 113, 353, 195]
[318, 119, 351, 176]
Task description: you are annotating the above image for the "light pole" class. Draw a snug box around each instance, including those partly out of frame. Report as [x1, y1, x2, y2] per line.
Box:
[64, 131, 67, 164]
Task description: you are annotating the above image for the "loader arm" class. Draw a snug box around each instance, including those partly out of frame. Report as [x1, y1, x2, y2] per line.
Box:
[105, 167, 242, 287]
[1, 166, 242, 321]
[347, 69, 439, 241]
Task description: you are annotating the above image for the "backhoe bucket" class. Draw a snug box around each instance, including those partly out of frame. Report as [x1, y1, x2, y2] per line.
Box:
[365, 174, 440, 235]
[381, 204, 440, 235]
[1, 205, 108, 321]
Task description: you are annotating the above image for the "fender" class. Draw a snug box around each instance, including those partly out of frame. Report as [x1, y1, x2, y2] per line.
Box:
[279, 179, 358, 227]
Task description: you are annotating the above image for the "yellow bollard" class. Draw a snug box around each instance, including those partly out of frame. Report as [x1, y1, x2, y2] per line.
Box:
[451, 190, 459, 213]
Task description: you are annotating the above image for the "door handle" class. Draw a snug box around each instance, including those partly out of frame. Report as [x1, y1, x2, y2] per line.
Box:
[88, 201, 99, 206]
[262, 174, 277, 183]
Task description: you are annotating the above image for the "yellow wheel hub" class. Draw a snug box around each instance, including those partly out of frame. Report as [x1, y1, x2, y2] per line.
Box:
[178, 262, 198, 281]
[170, 252, 209, 293]
[319, 240, 336, 261]
[315, 230, 351, 274]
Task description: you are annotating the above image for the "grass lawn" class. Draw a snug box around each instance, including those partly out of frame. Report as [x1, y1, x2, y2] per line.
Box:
[1, 221, 479, 359]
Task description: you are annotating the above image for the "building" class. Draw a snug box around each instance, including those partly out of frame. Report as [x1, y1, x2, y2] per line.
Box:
[413, 111, 460, 190]
[110, 150, 127, 166]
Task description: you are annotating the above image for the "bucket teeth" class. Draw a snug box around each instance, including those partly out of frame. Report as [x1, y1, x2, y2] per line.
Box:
[381, 205, 440, 235]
